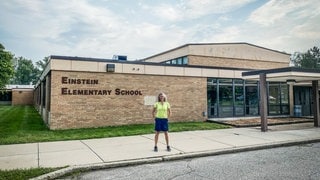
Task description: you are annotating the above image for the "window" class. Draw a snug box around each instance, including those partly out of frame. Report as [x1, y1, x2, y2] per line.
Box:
[162, 56, 188, 65]
[245, 81, 259, 116]
[0, 91, 12, 101]
[182, 57, 188, 64]
[268, 82, 289, 115]
[207, 78, 289, 118]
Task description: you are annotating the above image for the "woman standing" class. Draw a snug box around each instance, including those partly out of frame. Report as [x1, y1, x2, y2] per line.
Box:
[152, 92, 171, 152]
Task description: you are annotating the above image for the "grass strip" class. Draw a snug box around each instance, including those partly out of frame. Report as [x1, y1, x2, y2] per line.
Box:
[0, 105, 229, 145]
[0, 167, 63, 180]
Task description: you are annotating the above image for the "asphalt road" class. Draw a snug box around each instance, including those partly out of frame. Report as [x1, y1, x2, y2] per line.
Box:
[67, 142, 320, 180]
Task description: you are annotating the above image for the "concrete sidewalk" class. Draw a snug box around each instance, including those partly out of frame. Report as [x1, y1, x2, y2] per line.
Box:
[1, 123, 320, 179]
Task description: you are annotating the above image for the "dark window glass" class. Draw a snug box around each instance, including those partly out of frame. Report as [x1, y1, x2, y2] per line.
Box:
[177, 58, 182, 64]
[234, 79, 244, 85]
[268, 82, 289, 115]
[219, 85, 233, 117]
[219, 79, 232, 84]
[245, 85, 259, 116]
[182, 57, 188, 64]
[207, 84, 217, 117]
[281, 84, 289, 104]
[0, 91, 12, 101]
[235, 85, 244, 116]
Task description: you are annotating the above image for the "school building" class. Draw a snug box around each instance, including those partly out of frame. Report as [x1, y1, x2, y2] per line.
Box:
[0, 85, 34, 105]
[30, 42, 320, 130]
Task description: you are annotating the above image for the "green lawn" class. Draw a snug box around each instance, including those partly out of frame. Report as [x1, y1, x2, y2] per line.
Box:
[0, 105, 230, 179]
[0, 167, 63, 180]
[0, 105, 230, 145]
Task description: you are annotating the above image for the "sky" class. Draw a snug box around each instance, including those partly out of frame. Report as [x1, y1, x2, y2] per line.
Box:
[0, 0, 319, 62]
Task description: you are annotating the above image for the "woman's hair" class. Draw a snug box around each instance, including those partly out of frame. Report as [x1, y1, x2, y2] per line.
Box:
[157, 92, 167, 102]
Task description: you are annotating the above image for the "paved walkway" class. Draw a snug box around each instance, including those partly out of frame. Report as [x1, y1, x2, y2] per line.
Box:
[0, 123, 319, 179]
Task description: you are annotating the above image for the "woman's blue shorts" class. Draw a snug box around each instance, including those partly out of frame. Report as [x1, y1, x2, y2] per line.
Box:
[154, 118, 169, 132]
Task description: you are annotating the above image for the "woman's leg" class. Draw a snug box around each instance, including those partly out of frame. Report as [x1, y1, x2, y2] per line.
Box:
[164, 131, 170, 151]
[154, 131, 160, 147]
[164, 131, 169, 146]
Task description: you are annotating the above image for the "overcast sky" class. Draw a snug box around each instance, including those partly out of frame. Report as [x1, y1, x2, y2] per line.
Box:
[0, 0, 319, 62]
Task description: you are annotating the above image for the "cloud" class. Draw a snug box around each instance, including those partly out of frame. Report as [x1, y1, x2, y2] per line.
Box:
[244, 0, 320, 53]
[248, 0, 319, 26]
[184, 0, 255, 18]
[0, 0, 319, 62]
[145, 0, 255, 22]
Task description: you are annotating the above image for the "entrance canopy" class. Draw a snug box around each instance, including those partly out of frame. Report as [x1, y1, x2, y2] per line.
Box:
[242, 67, 320, 83]
[242, 67, 320, 132]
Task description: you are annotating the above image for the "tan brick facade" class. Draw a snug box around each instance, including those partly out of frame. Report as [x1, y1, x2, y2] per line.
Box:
[34, 43, 292, 130]
[49, 70, 207, 130]
[188, 55, 289, 70]
[12, 89, 34, 105]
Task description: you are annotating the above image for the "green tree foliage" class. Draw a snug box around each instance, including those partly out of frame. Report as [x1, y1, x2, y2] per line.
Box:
[11, 57, 39, 85]
[32, 56, 50, 83]
[292, 46, 320, 69]
[36, 56, 49, 72]
[0, 43, 14, 89]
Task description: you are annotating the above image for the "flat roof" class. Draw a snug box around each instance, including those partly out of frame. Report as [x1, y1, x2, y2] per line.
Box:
[50, 55, 254, 71]
[242, 67, 320, 83]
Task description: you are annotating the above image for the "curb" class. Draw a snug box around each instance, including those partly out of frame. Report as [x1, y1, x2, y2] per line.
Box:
[31, 138, 320, 180]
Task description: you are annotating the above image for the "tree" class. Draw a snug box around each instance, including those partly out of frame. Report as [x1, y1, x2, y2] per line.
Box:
[0, 43, 14, 89]
[11, 57, 39, 85]
[36, 56, 49, 72]
[292, 46, 320, 69]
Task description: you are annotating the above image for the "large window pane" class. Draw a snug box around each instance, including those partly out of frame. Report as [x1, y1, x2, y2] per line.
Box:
[219, 86, 232, 106]
[269, 83, 280, 105]
[245, 85, 259, 116]
[268, 82, 289, 115]
[269, 83, 280, 115]
[207, 85, 217, 117]
[281, 84, 289, 104]
[219, 85, 233, 117]
[235, 86, 244, 105]
[235, 85, 244, 116]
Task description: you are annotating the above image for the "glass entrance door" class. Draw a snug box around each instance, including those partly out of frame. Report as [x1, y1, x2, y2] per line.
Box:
[294, 86, 312, 116]
[207, 82, 217, 117]
[207, 78, 245, 118]
[245, 84, 259, 116]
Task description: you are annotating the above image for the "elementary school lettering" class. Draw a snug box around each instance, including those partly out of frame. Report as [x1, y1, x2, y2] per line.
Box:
[60, 77, 142, 96]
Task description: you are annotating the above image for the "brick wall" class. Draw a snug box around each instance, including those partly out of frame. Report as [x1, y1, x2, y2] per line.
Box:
[12, 89, 34, 105]
[189, 55, 289, 69]
[49, 70, 207, 130]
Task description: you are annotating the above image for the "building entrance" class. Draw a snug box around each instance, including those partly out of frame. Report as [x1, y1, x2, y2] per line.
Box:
[207, 78, 290, 118]
[207, 78, 253, 118]
[294, 86, 312, 116]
